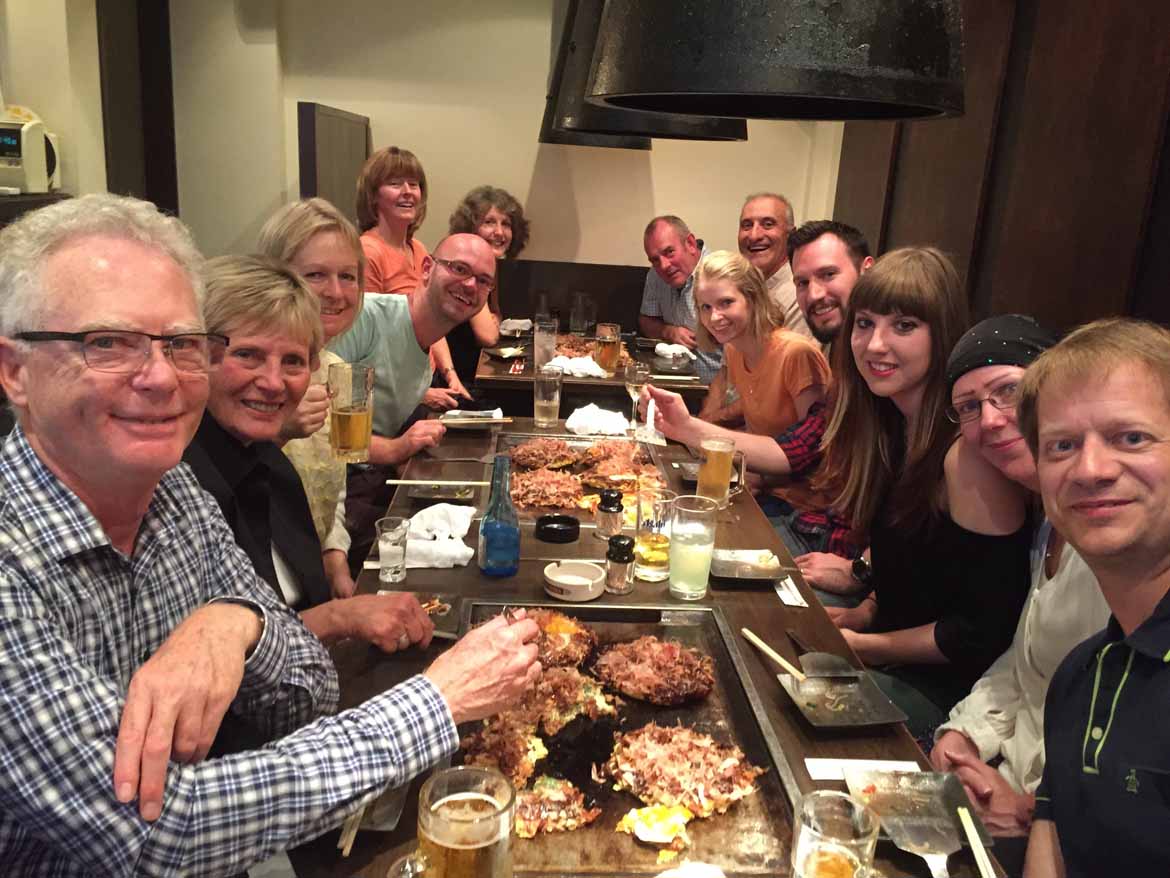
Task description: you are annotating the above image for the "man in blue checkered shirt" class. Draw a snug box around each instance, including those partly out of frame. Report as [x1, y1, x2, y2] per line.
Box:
[0, 194, 541, 876]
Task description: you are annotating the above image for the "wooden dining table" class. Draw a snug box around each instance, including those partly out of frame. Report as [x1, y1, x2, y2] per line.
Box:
[287, 419, 1002, 878]
[473, 345, 710, 416]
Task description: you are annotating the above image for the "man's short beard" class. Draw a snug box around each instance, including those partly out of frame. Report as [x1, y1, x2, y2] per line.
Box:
[810, 323, 839, 345]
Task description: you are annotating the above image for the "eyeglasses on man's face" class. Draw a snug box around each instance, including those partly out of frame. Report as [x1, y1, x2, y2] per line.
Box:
[946, 382, 1020, 424]
[14, 329, 228, 374]
[434, 257, 495, 293]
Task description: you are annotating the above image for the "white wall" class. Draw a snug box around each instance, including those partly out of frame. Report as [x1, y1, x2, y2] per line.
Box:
[170, 0, 288, 256]
[170, 0, 842, 262]
[0, 0, 107, 195]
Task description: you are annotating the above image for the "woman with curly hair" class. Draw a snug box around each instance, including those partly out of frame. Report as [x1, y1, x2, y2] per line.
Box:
[446, 185, 531, 383]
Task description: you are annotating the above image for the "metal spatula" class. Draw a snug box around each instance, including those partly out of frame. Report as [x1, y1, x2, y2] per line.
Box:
[879, 812, 959, 877]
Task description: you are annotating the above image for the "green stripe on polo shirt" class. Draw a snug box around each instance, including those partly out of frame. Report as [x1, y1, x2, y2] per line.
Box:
[1091, 648, 1135, 769]
[1082, 645, 1112, 772]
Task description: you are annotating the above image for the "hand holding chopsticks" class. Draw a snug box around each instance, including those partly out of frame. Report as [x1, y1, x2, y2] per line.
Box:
[741, 627, 807, 682]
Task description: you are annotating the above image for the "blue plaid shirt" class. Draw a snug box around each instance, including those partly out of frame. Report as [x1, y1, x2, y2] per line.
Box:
[0, 426, 458, 876]
[639, 242, 722, 382]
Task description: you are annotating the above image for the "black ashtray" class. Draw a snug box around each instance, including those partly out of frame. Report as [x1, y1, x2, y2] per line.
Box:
[535, 514, 580, 543]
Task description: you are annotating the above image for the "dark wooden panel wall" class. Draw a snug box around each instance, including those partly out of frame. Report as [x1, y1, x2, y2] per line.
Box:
[833, 0, 1170, 331]
[496, 259, 649, 332]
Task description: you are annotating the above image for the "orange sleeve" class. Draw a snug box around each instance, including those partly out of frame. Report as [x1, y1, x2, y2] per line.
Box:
[360, 235, 387, 292]
[779, 338, 831, 399]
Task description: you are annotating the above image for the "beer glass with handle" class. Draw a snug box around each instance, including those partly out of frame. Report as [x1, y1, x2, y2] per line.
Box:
[327, 362, 374, 462]
[385, 766, 515, 878]
[696, 437, 746, 508]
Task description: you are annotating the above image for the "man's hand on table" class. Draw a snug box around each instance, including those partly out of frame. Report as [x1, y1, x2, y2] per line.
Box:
[425, 610, 541, 725]
[661, 325, 697, 349]
[944, 747, 1035, 836]
[794, 552, 862, 595]
[114, 602, 261, 821]
[404, 419, 446, 455]
[423, 387, 462, 411]
[341, 592, 434, 652]
[279, 383, 329, 442]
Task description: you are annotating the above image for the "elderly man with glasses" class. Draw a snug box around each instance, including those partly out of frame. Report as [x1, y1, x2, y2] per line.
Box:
[0, 195, 540, 876]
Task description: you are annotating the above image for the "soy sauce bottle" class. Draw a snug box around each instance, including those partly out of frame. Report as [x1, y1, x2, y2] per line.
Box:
[478, 454, 520, 577]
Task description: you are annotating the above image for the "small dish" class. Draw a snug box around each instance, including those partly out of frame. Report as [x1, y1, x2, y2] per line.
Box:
[543, 560, 606, 602]
[484, 344, 529, 359]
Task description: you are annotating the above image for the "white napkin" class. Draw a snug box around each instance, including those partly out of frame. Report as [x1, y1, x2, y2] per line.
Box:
[500, 318, 533, 332]
[408, 503, 475, 540]
[546, 354, 608, 378]
[405, 539, 474, 569]
[565, 403, 630, 436]
[397, 503, 476, 569]
[655, 342, 697, 360]
[441, 408, 503, 420]
[805, 758, 921, 781]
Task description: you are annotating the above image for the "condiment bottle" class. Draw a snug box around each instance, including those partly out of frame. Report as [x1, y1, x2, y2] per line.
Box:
[595, 488, 624, 540]
[478, 454, 520, 577]
[606, 535, 636, 594]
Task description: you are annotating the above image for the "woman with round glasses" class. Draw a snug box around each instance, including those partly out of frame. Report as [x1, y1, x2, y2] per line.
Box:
[924, 316, 1109, 856]
[813, 248, 1031, 741]
[356, 146, 469, 411]
[182, 254, 433, 655]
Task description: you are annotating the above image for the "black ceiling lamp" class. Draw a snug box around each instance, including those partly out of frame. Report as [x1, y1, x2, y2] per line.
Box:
[586, 0, 965, 121]
[539, 0, 748, 149]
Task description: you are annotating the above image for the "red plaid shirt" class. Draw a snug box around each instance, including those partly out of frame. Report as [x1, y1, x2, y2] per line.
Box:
[773, 402, 859, 558]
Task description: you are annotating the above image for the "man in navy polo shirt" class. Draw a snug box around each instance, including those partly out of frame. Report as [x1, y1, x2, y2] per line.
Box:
[1016, 317, 1170, 876]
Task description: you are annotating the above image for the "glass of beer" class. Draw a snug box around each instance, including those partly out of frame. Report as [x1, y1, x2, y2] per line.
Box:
[634, 487, 675, 582]
[327, 362, 374, 463]
[533, 364, 563, 429]
[594, 322, 622, 374]
[668, 495, 718, 600]
[386, 766, 514, 878]
[791, 791, 879, 878]
[696, 437, 746, 508]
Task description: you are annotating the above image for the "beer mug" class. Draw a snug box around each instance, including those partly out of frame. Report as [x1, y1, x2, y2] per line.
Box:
[387, 766, 515, 878]
[696, 437, 746, 508]
[327, 362, 374, 463]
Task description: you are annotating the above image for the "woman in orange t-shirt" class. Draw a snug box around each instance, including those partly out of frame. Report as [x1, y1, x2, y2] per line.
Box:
[355, 146, 469, 408]
[694, 250, 829, 437]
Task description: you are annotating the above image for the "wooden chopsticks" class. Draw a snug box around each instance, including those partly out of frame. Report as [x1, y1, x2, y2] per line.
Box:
[958, 806, 996, 878]
[438, 417, 513, 425]
[741, 627, 807, 682]
[384, 479, 490, 486]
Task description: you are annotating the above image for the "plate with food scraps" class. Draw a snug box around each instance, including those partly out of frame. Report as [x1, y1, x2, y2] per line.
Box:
[776, 670, 907, 728]
[484, 344, 529, 359]
[674, 460, 742, 485]
[844, 769, 992, 851]
[710, 548, 794, 579]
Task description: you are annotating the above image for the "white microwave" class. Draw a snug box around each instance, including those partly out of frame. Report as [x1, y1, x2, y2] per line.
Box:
[0, 110, 60, 194]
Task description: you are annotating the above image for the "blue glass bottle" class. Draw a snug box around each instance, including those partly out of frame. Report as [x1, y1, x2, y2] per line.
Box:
[478, 454, 520, 577]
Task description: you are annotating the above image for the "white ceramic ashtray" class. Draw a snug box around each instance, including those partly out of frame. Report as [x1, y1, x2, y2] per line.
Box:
[543, 560, 606, 602]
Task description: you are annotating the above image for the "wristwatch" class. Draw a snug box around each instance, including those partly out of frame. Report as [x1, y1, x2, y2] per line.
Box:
[851, 555, 873, 587]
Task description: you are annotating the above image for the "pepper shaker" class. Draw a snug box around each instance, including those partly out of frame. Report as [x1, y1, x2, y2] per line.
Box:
[606, 535, 636, 594]
[595, 488, 624, 540]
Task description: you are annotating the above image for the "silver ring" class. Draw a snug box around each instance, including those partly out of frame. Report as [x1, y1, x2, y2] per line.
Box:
[397, 633, 411, 650]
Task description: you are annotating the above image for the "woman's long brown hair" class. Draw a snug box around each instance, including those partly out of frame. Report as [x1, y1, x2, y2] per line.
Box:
[816, 247, 969, 535]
